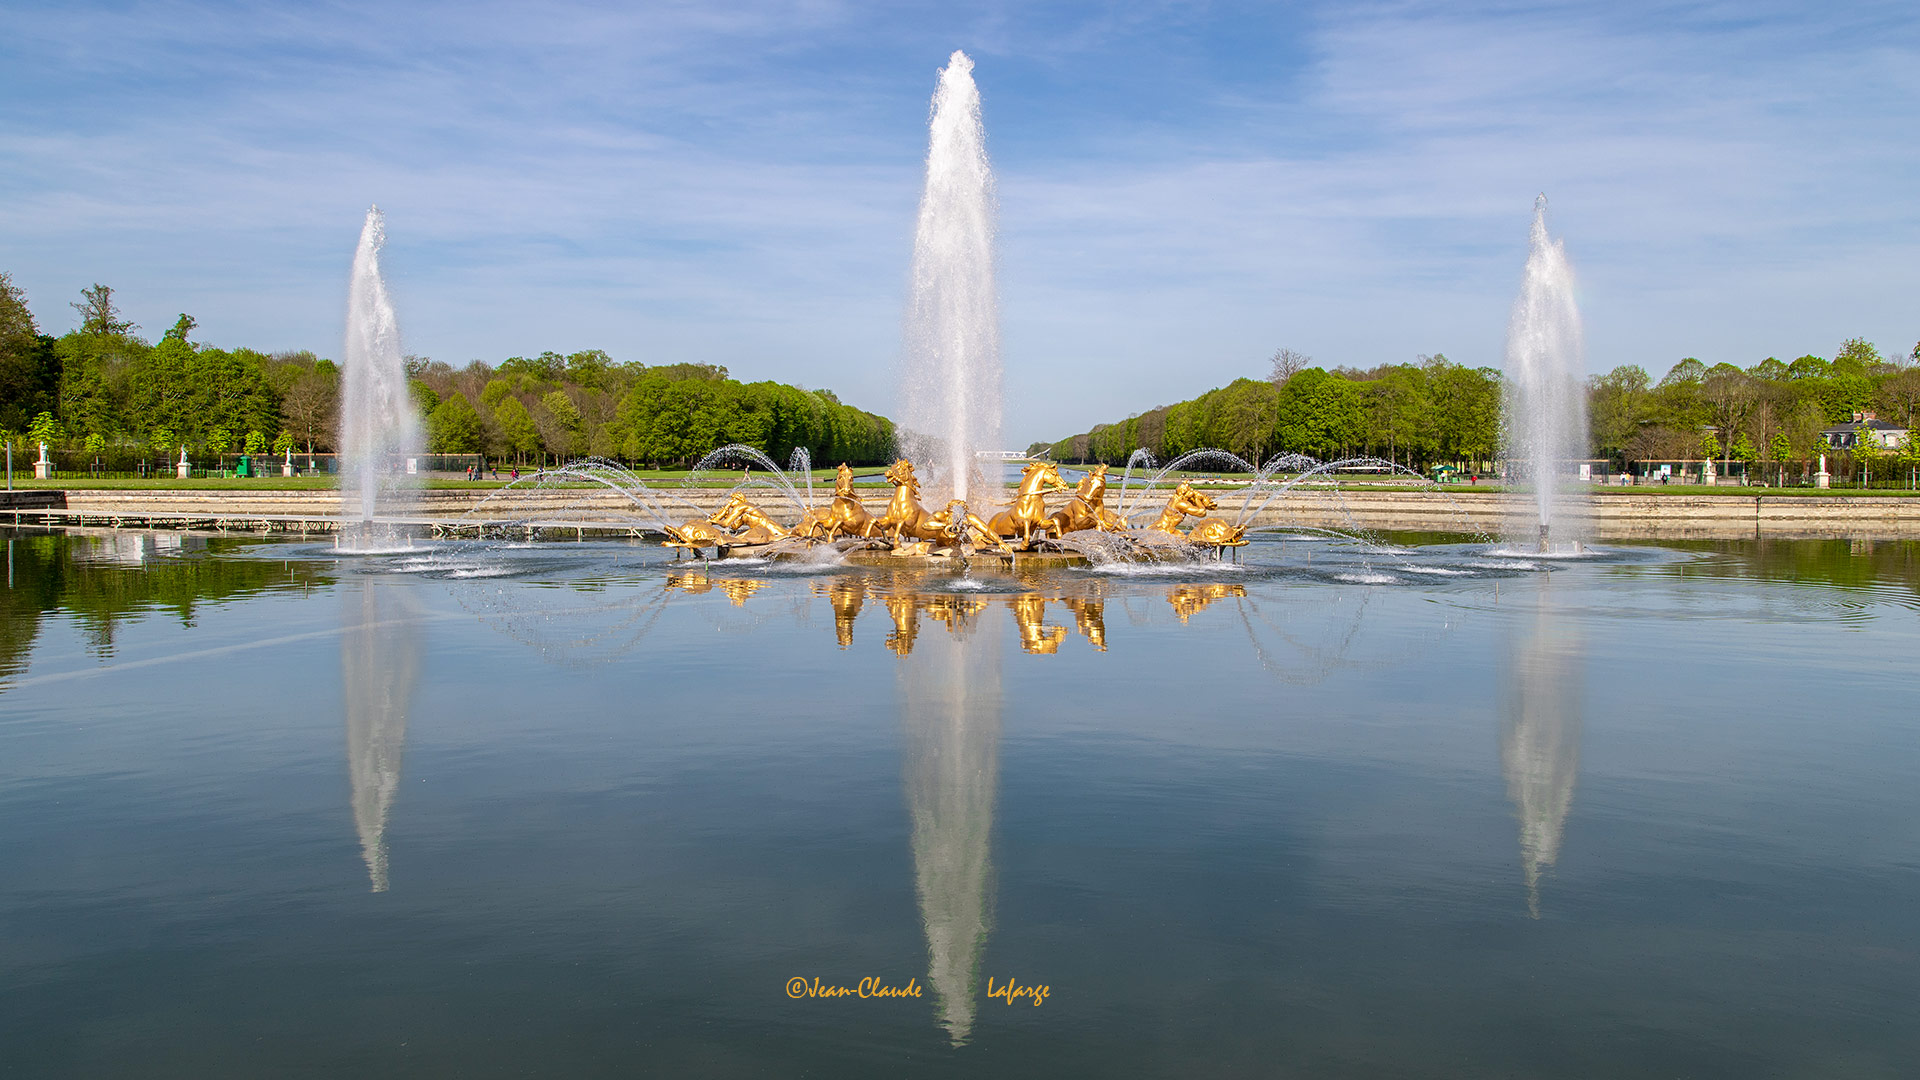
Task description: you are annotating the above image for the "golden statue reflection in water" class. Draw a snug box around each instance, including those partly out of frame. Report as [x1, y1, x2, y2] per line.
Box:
[342, 579, 419, 893]
[1500, 587, 1584, 918]
[668, 569, 1252, 656]
[664, 567, 765, 606]
[1168, 582, 1247, 623]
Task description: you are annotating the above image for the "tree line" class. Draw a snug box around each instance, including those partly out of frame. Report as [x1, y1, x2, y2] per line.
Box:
[1588, 339, 1920, 481]
[0, 275, 896, 469]
[1040, 339, 1920, 478]
[1038, 352, 1503, 470]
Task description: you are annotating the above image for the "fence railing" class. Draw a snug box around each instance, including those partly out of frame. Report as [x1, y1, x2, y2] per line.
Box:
[4, 450, 492, 480]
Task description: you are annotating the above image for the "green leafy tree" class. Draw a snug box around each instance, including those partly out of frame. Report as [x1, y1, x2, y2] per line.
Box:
[564, 349, 612, 390]
[244, 430, 266, 455]
[1768, 431, 1792, 486]
[493, 395, 541, 463]
[1832, 337, 1882, 375]
[0, 272, 62, 433]
[134, 322, 197, 439]
[27, 411, 64, 448]
[1729, 433, 1757, 482]
[273, 430, 296, 455]
[1588, 365, 1651, 463]
[1273, 368, 1364, 458]
[428, 392, 483, 453]
[205, 427, 232, 456]
[539, 389, 584, 461]
[1853, 425, 1888, 487]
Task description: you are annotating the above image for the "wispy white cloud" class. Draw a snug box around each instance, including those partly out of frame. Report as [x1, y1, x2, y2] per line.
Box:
[2, 0, 1915, 442]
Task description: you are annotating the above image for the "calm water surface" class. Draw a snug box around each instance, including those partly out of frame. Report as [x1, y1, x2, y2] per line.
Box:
[2, 528, 1916, 1077]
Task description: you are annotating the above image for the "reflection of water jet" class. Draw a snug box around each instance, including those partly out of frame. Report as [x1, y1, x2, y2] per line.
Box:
[900, 600, 1002, 1045]
[343, 579, 418, 892]
[1500, 588, 1583, 917]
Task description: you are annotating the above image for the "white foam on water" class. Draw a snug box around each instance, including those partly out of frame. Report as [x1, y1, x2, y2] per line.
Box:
[331, 543, 420, 557]
[1087, 560, 1249, 578]
[1482, 546, 1594, 561]
[1334, 572, 1399, 585]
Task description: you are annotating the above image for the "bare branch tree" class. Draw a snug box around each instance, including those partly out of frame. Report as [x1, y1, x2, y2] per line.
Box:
[71, 284, 137, 336]
[281, 373, 338, 455]
[1269, 347, 1310, 387]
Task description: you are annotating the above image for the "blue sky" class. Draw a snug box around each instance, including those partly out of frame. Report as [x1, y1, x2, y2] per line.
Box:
[3, 0, 1915, 443]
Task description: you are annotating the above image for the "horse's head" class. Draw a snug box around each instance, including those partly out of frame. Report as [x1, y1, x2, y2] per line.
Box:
[886, 458, 916, 489]
[1022, 461, 1070, 494]
[834, 463, 854, 495]
[1077, 463, 1108, 499]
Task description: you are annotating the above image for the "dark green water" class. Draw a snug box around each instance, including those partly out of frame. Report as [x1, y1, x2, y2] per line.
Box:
[2, 529, 1916, 1077]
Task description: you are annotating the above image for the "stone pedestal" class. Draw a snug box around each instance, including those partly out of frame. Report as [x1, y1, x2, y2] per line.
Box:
[33, 442, 50, 479]
[1815, 453, 1831, 489]
[177, 449, 192, 480]
[283, 449, 295, 478]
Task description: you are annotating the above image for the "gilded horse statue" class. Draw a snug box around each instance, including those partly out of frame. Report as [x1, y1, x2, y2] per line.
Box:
[1148, 482, 1249, 547]
[987, 461, 1071, 547]
[875, 459, 946, 546]
[1047, 463, 1127, 535]
[874, 459, 1013, 553]
[793, 463, 877, 540]
[708, 493, 793, 546]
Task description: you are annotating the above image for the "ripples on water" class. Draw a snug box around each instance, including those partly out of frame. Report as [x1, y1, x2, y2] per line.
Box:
[1, 527, 1917, 1077]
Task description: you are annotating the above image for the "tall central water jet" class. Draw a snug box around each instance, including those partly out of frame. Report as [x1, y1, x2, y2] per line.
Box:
[340, 207, 419, 533]
[902, 51, 1001, 504]
[1502, 195, 1587, 551]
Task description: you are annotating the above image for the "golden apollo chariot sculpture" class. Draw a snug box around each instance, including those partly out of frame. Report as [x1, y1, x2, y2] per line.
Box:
[663, 457, 1248, 563]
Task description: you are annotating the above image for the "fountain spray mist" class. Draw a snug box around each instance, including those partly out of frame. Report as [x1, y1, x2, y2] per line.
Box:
[1503, 195, 1587, 550]
[902, 51, 1001, 504]
[340, 206, 419, 531]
